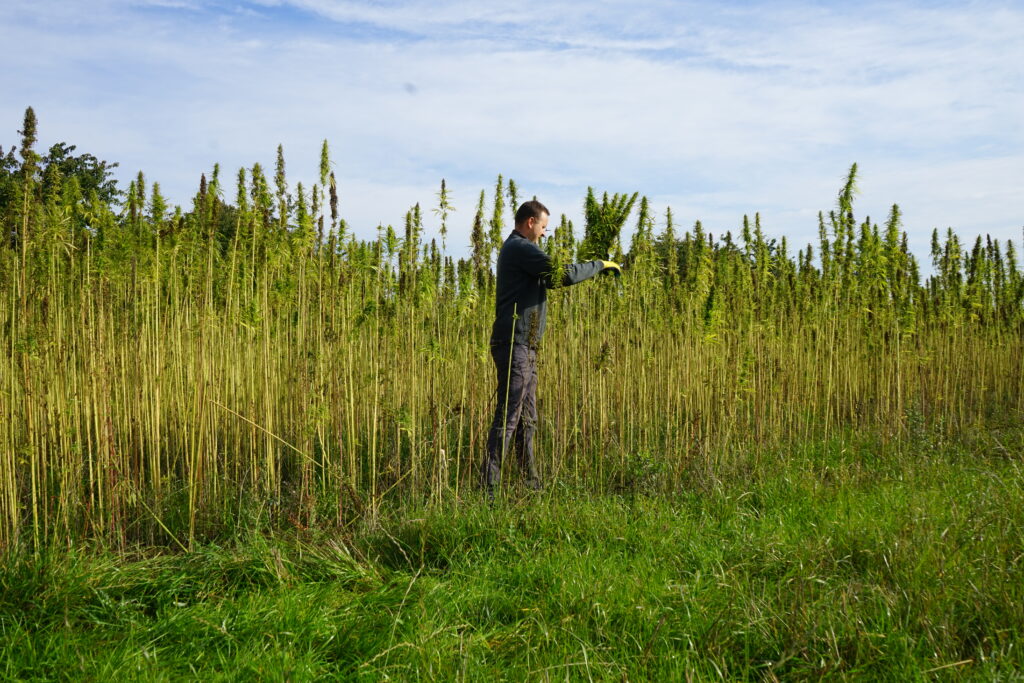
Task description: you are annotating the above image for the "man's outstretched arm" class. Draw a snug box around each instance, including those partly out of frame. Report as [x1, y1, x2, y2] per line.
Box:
[547, 259, 605, 288]
[514, 238, 619, 287]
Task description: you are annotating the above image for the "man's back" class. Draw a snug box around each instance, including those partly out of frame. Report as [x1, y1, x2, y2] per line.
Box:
[490, 230, 604, 348]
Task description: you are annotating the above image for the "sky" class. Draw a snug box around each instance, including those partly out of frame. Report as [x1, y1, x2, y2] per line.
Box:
[2, 0, 1023, 267]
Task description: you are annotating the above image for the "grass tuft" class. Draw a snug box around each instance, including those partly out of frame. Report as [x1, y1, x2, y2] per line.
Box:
[2, 431, 1021, 679]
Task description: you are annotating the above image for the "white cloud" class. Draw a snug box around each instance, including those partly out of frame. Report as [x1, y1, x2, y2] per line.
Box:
[1, 0, 1021, 268]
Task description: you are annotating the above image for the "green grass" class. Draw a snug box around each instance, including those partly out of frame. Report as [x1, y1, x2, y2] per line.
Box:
[2, 429, 1022, 681]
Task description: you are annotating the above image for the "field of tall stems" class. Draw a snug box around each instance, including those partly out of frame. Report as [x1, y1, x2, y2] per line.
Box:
[1, 108, 1022, 553]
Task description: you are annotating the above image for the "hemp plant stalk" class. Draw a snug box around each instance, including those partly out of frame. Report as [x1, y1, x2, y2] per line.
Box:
[0, 110, 1021, 551]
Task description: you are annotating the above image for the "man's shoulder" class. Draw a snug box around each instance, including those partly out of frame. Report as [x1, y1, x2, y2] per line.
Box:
[502, 230, 525, 246]
[502, 232, 543, 255]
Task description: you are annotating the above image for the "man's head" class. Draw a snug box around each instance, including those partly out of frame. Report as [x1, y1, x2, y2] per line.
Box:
[515, 200, 549, 244]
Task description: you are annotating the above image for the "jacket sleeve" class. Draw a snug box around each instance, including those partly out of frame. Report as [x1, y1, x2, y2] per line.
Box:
[554, 260, 605, 287]
[517, 240, 605, 288]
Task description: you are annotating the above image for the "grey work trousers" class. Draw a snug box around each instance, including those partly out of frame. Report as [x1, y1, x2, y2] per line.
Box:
[482, 342, 541, 490]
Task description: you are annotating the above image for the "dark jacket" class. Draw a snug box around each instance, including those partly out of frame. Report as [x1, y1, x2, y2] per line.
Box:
[490, 230, 604, 348]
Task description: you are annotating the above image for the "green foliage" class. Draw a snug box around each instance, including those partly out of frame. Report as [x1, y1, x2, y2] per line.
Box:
[0, 145, 19, 238]
[506, 177, 518, 224]
[319, 139, 330, 188]
[628, 195, 654, 262]
[0, 127, 119, 250]
[488, 173, 505, 256]
[1, 111, 1022, 562]
[546, 213, 576, 284]
[578, 187, 638, 260]
[433, 178, 452, 250]
[18, 106, 38, 178]
[470, 189, 489, 290]
[656, 206, 679, 289]
[329, 171, 340, 239]
[1, 431, 1022, 678]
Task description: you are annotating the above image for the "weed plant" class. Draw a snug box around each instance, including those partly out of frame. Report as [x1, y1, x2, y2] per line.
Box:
[0, 109, 1021, 554]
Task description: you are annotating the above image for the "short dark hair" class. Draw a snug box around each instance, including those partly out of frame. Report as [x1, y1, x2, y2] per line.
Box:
[515, 200, 549, 227]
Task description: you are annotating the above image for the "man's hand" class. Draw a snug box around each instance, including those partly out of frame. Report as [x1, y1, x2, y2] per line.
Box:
[599, 260, 622, 276]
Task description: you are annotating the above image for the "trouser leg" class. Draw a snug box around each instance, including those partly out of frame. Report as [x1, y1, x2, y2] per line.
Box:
[482, 343, 530, 490]
[513, 348, 540, 488]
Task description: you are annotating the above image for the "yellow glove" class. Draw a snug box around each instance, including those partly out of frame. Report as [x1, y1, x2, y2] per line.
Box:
[600, 260, 622, 276]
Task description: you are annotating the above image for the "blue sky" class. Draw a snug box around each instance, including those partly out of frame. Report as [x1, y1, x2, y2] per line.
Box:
[3, 0, 1023, 265]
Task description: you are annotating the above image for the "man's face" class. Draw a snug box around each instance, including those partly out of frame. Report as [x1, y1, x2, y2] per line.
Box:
[521, 212, 549, 244]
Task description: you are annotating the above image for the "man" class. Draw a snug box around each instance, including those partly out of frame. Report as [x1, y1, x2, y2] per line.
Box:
[482, 199, 621, 495]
